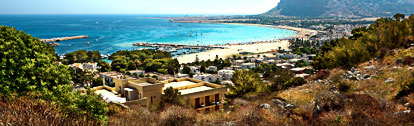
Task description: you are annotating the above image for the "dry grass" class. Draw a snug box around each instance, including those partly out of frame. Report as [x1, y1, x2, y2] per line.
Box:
[0, 97, 100, 126]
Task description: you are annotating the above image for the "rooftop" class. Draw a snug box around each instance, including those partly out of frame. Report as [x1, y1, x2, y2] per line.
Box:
[163, 81, 197, 90]
[101, 71, 123, 77]
[179, 86, 214, 95]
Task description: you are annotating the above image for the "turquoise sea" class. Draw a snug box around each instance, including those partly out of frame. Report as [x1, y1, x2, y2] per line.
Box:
[0, 15, 297, 55]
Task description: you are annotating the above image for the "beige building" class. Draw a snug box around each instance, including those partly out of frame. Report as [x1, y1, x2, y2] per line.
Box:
[94, 77, 226, 113]
[162, 78, 227, 113]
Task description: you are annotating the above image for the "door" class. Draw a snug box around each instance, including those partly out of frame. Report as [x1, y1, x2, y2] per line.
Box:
[205, 96, 210, 106]
[195, 98, 200, 108]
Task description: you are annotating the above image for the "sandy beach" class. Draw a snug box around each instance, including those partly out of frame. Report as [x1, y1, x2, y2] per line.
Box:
[176, 40, 290, 64]
[175, 23, 317, 64]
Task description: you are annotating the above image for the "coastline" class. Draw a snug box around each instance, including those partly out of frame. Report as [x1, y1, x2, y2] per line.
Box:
[175, 23, 317, 64]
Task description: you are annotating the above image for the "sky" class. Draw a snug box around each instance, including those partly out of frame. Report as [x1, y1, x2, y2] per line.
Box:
[0, 0, 280, 15]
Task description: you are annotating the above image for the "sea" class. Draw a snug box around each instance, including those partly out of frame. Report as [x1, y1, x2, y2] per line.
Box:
[0, 15, 297, 56]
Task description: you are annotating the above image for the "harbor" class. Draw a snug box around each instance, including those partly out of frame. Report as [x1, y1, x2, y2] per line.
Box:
[133, 42, 225, 57]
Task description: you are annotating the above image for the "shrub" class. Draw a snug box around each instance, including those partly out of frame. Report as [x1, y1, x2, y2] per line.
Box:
[108, 105, 157, 126]
[226, 70, 266, 99]
[159, 106, 196, 126]
[396, 79, 414, 99]
[403, 56, 414, 66]
[315, 69, 330, 80]
[312, 91, 345, 118]
[235, 105, 265, 126]
[338, 81, 350, 93]
[139, 73, 145, 77]
[0, 96, 99, 126]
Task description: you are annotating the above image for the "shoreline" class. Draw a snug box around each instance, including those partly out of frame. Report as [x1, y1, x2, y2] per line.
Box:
[175, 23, 317, 64]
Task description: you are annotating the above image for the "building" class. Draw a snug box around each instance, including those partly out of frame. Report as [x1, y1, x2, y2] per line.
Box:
[92, 77, 227, 113]
[128, 70, 145, 76]
[193, 74, 219, 83]
[69, 62, 99, 72]
[217, 69, 234, 81]
[114, 77, 164, 105]
[100, 71, 124, 85]
[241, 63, 256, 69]
[207, 66, 218, 72]
[162, 78, 227, 113]
[189, 66, 200, 74]
[235, 60, 245, 66]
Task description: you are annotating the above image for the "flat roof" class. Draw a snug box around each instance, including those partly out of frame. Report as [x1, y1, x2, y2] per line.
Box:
[95, 89, 126, 103]
[163, 81, 197, 90]
[179, 86, 214, 95]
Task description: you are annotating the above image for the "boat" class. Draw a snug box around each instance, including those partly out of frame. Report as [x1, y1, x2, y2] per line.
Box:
[86, 41, 90, 45]
[95, 39, 99, 41]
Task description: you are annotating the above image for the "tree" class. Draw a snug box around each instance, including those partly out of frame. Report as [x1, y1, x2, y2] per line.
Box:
[394, 13, 405, 22]
[127, 60, 137, 70]
[91, 77, 104, 87]
[98, 60, 111, 72]
[0, 26, 71, 96]
[226, 70, 266, 99]
[0, 26, 108, 122]
[161, 87, 182, 105]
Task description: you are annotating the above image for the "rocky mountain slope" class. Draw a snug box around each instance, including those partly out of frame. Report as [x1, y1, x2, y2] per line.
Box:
[264, 0, 414, 17]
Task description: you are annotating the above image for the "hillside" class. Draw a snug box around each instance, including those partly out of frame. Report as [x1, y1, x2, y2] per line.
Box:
[264, 0, 414, 17]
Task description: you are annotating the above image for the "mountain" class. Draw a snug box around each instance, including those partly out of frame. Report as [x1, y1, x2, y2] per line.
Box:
[264, 0, 414, 17]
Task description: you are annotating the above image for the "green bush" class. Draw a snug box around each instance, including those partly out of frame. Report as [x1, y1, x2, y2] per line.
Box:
[226, 70, 266, 99]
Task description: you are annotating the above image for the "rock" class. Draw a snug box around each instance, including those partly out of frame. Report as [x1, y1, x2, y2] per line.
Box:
[363, 74, 371, 79]
[272, 98, 295, 110]
[396, 58, 404, 64]
[385, 78, 394, 83]
[260, 104, 271, 109]
[285, 104, 295, 109]
[312, 91, 345, 119]
[395, 110, 411, 115]
[329, 86, 337, 92]
[404, 102, 410, 107]
[364, 65, 375, 70]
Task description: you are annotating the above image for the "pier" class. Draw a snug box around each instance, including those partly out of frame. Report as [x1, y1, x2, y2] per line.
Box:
[41, 35, 88, 42]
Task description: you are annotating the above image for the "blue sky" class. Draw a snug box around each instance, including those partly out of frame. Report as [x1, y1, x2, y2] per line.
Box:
[0, 0, 280, 15]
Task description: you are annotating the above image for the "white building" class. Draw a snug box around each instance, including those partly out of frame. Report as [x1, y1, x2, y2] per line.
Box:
[69, 62, 99, 72]
[189, 66, 200, 74]
[207, 66, 218, 72]
[241, 63, 256, 69]
[128, 70, 145, 76]
[193, 74, 219, 83]
[218, 70, 234, 81]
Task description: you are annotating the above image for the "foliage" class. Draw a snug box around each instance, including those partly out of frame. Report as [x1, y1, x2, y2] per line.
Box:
[396, 72, 414, 99]
[109, 50, 179, 74]
[159, 106, 196, 126]
[314, 14, 414, 69]
[0, 26, 108, 122]
[0, 26, 72, 96]
[186, 58, 231, 70]
[41, 87, 109, 122]
[161, 87, 182, 106]
[0, 96, 101, 125]
[269, 69, 306, 91]
[91, 77, 103, 87]
[98, 60, 111, 72]
[226, 70, 266, 99]
[64, 50, 101, 64]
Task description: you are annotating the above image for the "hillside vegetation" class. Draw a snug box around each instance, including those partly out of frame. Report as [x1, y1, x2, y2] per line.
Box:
[265, 0, 414, 17]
